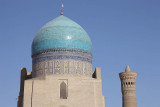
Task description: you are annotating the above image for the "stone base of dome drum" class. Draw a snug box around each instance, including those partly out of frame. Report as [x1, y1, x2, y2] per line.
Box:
[18, 68, 105, 107]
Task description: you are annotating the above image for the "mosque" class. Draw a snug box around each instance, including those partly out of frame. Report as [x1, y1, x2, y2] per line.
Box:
[17, 4, 137, 107]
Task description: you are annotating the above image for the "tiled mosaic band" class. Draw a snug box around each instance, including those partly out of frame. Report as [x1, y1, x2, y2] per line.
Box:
[32, 49, 92, 64]
[32, 49, 93, 77]
[32, 60, 92, 77]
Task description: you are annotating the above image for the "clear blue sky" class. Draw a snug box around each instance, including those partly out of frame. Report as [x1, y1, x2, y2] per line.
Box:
[0, 0, 160, 107]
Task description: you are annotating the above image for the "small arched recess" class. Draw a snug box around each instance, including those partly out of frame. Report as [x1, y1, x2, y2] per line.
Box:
[60, 82, 68, 99]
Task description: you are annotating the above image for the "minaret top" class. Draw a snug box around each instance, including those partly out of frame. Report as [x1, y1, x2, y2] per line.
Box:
[60, 0, 64, 15]
[119, 65, 137, 80]
[125, 65, 131, 72]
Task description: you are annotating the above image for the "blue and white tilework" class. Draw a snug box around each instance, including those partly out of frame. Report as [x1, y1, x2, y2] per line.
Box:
[32, 15, 93, 77]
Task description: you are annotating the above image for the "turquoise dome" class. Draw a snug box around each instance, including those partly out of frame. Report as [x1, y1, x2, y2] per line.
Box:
[32, 15, 92, 55]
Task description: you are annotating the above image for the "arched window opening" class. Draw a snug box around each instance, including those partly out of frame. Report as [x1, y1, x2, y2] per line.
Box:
[60, 82, 67, 99]
[130, 82, 133, 87]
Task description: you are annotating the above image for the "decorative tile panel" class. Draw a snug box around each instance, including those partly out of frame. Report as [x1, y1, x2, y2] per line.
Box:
[32, 60, 92, 77]
[32, 49, 92, 64]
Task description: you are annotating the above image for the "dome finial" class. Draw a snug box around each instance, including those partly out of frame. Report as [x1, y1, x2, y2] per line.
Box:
[60, 0, 64, 15]
[125, 65, 131, 72]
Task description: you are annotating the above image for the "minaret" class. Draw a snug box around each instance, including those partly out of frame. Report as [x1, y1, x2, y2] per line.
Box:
[119, 65, 137, 107]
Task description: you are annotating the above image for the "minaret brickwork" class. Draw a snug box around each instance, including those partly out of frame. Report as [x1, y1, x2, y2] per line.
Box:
[119, 65, 137, 107]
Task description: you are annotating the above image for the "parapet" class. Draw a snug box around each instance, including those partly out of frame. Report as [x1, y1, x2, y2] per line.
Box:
[92, 67, 101, 79]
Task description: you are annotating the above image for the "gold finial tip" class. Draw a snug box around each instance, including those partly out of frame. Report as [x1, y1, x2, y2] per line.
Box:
[125, 65, 131, 72]
[60, 10, 63, 15]
[60, 2, 64, 15]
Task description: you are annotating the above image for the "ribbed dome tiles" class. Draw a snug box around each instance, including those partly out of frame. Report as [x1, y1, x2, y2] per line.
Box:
[32, 15, 92, 55]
